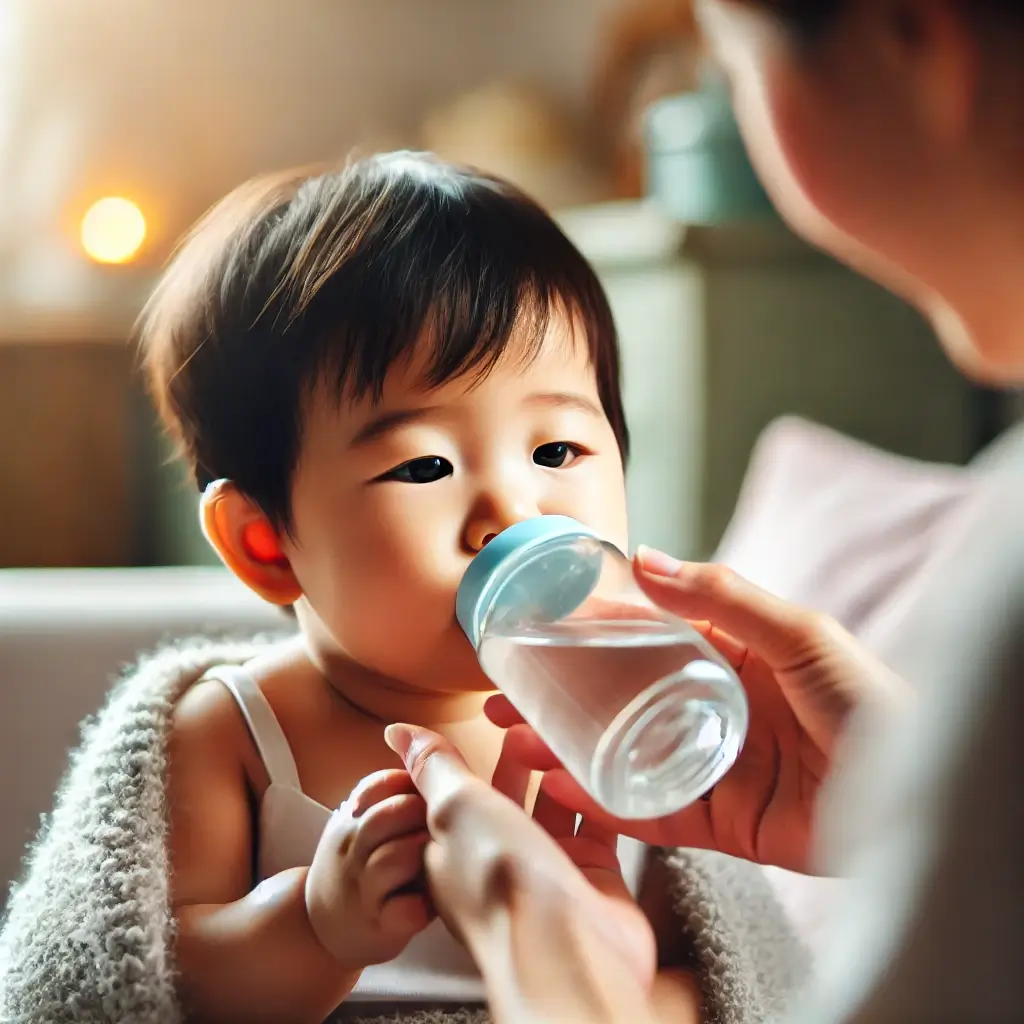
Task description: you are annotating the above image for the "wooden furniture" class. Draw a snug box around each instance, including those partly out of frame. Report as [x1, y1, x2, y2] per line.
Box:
[0, 340, 139, 567]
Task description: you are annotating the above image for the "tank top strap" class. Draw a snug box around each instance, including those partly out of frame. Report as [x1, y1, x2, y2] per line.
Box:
[205, 664, 302, 791]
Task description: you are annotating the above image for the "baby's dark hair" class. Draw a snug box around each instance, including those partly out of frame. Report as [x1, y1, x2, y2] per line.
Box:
[138, 152, 628, 530]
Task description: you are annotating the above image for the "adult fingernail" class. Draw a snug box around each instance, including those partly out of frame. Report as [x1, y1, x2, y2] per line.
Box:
[636, 545, 683, 578]
[384, 723, 414, 759]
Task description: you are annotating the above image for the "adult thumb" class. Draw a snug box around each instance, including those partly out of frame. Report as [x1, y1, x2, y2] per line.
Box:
[385, 723, 476, 811]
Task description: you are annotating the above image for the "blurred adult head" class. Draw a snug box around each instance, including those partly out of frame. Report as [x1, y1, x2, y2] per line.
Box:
[698, 0, 1024, 383]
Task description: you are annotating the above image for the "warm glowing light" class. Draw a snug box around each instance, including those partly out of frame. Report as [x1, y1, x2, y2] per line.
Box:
[80, 197, 147, 264]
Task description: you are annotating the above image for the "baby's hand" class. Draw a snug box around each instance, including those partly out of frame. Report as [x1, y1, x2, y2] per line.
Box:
[305, 769, 433, 970]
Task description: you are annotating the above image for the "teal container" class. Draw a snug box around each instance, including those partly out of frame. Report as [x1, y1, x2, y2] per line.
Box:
[645, 83, 774, 224]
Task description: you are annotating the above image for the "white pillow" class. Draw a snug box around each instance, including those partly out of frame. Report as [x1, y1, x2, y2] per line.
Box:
[714, 417, 979, 657]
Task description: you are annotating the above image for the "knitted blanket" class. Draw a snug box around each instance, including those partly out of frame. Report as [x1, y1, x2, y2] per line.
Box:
[0, 638, 808, 1024]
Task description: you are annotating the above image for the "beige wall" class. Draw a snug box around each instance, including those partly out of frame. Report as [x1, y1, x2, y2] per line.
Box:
[0, 0, 624, 268]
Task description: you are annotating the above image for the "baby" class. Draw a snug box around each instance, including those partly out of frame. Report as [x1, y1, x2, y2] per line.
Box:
[139, 151, 633, 1022]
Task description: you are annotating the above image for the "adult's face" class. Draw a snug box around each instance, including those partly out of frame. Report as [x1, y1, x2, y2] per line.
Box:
[698, 0, 1024, 384]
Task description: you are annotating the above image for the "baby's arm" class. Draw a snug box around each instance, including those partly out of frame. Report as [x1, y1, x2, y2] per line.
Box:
[168, 680, 351, 1023]
[168, 681, 430, 1024]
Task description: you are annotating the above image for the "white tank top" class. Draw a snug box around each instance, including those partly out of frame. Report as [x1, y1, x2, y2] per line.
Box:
[206, 664, 646, 1005]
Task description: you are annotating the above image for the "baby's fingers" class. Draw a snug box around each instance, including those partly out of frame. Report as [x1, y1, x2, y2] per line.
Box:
[378, 891, 433, 940]
[350, 793, 428, 863]
[364, 831, 431, 909]
[348, 768, 417, 815]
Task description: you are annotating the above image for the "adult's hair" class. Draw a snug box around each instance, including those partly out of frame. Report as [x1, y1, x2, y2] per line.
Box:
[739, 0, 1022, 42]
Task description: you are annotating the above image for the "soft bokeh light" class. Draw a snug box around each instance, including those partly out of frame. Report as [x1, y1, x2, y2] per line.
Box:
[80, 196, 146, 264]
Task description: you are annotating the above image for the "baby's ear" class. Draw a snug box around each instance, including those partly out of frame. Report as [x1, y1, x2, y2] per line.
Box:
[200, 480, 303, 606]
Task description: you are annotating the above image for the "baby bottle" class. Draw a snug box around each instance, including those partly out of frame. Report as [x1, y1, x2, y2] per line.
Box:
[457, 516, 748, 820]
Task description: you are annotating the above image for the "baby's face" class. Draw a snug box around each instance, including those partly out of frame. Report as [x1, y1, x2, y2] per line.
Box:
[284, 316, 628, 692]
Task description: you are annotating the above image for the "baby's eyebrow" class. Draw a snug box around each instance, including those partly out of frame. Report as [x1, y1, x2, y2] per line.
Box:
[348, 392, 600, 447]
[349, 406, 438, 447]
[523, 392, 603, 417]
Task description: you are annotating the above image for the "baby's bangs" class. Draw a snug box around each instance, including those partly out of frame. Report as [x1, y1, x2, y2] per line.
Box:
[314, 259, 599, 408]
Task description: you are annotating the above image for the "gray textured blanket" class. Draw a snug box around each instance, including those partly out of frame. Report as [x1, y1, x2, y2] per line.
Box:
[0, 638, 807, 1024]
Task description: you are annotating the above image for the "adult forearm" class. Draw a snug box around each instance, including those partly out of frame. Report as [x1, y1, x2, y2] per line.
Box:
[465, 900, 701, 1024]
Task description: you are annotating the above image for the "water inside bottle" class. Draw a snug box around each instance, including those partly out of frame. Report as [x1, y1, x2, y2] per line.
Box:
[478, 618, 742, 819]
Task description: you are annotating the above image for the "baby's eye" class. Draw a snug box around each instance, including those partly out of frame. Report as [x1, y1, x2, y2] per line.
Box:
[382, 456, 454, 484]
[533, 442, 581, 469]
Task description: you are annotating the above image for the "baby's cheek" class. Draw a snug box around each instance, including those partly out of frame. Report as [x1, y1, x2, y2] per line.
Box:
[334, 581, 451, 674]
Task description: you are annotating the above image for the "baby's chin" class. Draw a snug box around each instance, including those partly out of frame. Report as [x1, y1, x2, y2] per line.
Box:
[419, 633, 497, 694]
[376, 627, 495, 696]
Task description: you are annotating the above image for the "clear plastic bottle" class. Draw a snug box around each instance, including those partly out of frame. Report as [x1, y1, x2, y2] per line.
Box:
[457, 516, 748, 820]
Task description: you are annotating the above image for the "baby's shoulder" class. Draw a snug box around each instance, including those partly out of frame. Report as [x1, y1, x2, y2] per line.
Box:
[172, 672, 244, 734]
[169, 671, 265, 786]
[171, 642, 309, 742]
[170, 652, 341, 787]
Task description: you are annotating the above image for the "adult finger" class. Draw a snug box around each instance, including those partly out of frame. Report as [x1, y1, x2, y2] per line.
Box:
[485, 698, 570, 770]
[576, 815, 619, 847]
[687, 620, 751, 672]
[569, 818, 626, 891]
[389, 727, 586, 890]
[541, 769, 718, 852]
[485, 696, 583, 766]
[534, 769, 661, 845]
[484, 693, 524, 729]
[493, 725, 563, 807]
[385, 723, 492, 834]
[531, 779, 576, 836]
[489, 726, 535, 809]
[634, 548, 831, 672]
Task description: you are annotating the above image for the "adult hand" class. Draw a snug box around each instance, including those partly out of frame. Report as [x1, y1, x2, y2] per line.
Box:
[384, 723, 700, 1024]
[487, 548, 908, 874]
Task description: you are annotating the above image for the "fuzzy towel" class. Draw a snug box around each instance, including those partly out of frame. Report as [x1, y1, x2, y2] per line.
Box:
[0, 638, 808, 1024]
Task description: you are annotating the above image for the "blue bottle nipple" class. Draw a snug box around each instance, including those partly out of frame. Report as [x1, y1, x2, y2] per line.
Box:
[456, 516, 606, 648]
